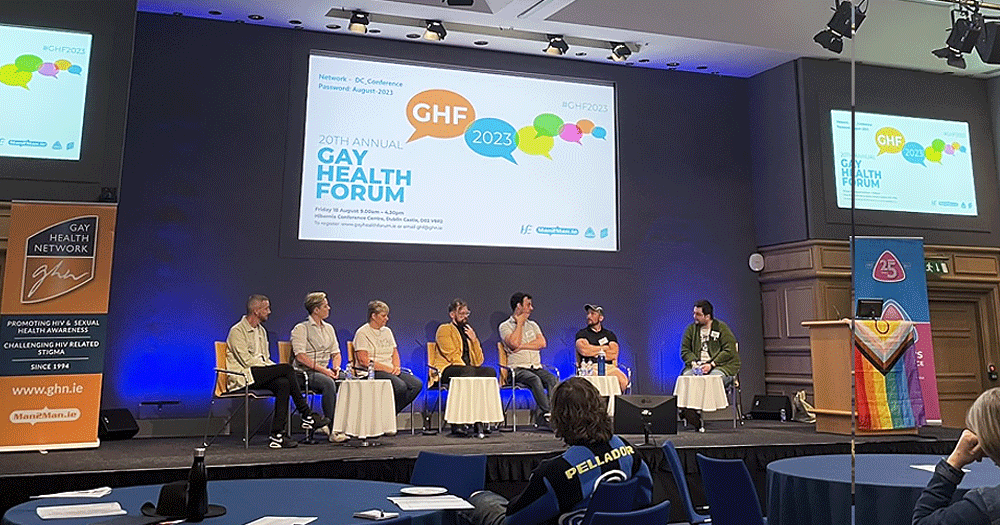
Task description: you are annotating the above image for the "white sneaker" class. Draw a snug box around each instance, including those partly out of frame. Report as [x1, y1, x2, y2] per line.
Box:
[314, 424, 330, 436]
[329, 431, 349, 443]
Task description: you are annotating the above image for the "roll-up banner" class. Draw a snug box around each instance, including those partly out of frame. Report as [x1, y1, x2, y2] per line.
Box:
[0, 201, 116, 452]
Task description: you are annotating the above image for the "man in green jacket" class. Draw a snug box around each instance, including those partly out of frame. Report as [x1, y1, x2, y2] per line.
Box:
[679, 300, 740, 430]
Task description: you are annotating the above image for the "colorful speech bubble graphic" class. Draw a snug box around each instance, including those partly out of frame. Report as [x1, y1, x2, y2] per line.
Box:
[592, 127, 607, 140]
[875, 127, 904, 155]
[54, 59, 71, 71]
[901, 142, 925, 166]
[944, 144, 955, 155]
[951, 142, 960, 150]
[406, 89, 476, 142]
[517, 125, 554, 159]
[924, 146, 942, 164]
[465, 118, 519, 164]
[577, 119, 595, 134]
[68, 64, 82, 75]
[559, 123, 583, 144]
[38, 63, 59, 77]
[533, 113, 564, 138]
[931, 139, 945, 152]
[0, 64, 32, 89]
[14, 54, 42, 73]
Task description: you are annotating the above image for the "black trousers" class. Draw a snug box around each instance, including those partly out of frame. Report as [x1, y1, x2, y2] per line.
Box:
[249, 363, 311, 435]
[440, 365, 496, 386]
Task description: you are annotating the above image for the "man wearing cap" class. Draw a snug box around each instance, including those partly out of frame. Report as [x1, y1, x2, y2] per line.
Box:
[679, 299, 740, 430]
[499, 292, 558, 429]
[575, 304, 629, 392]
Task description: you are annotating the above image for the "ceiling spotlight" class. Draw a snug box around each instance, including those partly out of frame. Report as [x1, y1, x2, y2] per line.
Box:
[610, 42, 631, 62]
[348, 11, 369, 34]
[445, 0, 474, 5]
[932, 9, 983, 69]
[423, 20, 447, 41]
[544, 35, 569, 55]
[814, 0, 866, 54]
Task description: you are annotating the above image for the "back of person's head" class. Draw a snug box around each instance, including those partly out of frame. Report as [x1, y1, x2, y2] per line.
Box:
[551, 376, 612, 446]
[967, 387, 1000, 464]
[510, 292, 530, 312]
[694, 299, 713, 319]
[246, 294, 268, 314]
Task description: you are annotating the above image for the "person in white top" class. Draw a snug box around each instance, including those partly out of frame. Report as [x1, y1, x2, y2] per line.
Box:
[291, 291, 348, 443]
[353, 300, 423, 414]
[498, 292, 559, 429]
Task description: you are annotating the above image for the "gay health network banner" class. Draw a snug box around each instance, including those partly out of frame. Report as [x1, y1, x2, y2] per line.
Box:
[0, 202, 116, 452]
[852, 237, 941, 431]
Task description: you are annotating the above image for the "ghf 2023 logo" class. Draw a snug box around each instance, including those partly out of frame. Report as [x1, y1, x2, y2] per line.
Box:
[20, 216, 97, 303]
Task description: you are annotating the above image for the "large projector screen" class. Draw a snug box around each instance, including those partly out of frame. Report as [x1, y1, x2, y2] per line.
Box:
[831, 110, 976, 216]
[0, 24, 92, 161]
[299, 53, 618, 251]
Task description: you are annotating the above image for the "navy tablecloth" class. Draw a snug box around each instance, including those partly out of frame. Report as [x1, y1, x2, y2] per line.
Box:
[3, 479, 446, 525]
[767, 454, 1000, 525]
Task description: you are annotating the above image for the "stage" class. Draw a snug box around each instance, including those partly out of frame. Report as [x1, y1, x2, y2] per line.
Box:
[1, 419, 960, 523]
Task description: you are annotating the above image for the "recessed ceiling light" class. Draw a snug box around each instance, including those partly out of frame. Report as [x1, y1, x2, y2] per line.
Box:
[208, 10, 221, 16]
[667, 62, 679, 67]
[289, 20, 301, 25]
[172, 12, 183, 16]
[369, 28, 381, 34]
[248, 14, 263, 21]
[575, 51, 587, 56]
[712, 71, 721, 75]
[233, 19, 244, 23]
[293, 26, 303, 30]
[696, 65, 708, 70]
[407, 33, 420, 39]
[325, 24, 340, 30]
[474, 40, 488, 46]
[638, 58, 649, 63]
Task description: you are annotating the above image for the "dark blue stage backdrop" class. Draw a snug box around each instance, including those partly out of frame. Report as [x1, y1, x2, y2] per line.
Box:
[103, 13, 762, 417]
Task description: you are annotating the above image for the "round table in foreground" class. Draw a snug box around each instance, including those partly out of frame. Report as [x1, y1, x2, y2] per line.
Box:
[767, 453, 1000, 525]
[3, 479, 444, 525]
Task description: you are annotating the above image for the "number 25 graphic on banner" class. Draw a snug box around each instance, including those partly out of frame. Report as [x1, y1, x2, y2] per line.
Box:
[873, 250, 907, 283]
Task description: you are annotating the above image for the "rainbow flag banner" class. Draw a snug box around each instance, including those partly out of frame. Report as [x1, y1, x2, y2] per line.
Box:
[852, 237, 940, 431]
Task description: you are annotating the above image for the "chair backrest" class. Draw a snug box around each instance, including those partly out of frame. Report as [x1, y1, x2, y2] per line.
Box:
[580, 476, 643, 525]
[427, 342, 440, 385]
[695, 454, 765, 525]
[347, 340, 358, 373]
[277, 341, 293, 365]
[213, 341, 228, 397]
[662, 441, 709, 524]
[589, 499, 670, 525]
[497, 342, 509, 385]
[410, 451, 487, 499]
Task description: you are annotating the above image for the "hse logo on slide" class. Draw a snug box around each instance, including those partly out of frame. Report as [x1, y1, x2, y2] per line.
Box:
[0, 53, 84, 90]
[406, 89, 608, 164]
[874, 127, 965, 166]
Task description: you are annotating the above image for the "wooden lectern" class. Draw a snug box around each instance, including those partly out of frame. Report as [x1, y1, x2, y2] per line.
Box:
[802, 319, 916, 435]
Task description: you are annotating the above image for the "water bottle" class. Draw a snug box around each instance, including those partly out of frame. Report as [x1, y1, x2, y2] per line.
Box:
[186, 447, 208, 522]
[368, 357, 375, 380]
[779, 408, 787, 422]
[597, 349, 606, 376]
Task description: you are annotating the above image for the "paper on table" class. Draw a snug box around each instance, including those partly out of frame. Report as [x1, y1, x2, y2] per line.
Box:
[32, 487, 113, 499]
[388, 495, 474, 510]
[36, 502, 126, 519]
[910, 464, 970, 473]
[243, 517, 317, 525]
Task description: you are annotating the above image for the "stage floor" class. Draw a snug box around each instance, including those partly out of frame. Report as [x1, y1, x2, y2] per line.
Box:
[1, 419, 962, 520]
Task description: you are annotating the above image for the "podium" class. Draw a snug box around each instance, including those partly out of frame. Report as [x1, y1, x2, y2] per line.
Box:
[802, 319, 916, 436]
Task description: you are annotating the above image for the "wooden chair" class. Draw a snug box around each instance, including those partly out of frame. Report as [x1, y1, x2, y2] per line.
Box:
[203, 341, 275, 448]
[426, 342, 448, 433]
[347, 340, 417, 434]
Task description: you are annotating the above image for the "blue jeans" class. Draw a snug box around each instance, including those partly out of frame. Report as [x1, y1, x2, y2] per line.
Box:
[511, 367, 558, 414]
[374, 370, 423, 413]
[459, 491, 508, 525]
[295, 370, 338, 421]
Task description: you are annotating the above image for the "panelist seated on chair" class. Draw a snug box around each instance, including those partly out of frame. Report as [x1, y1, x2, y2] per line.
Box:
[291, 291, 348, 443]
[499, 292, 559, 430]
[433, 298, 496, 387]
[679, 299, 740, 429]
[461, 377, 652, 525]
[353, 299, 423, 414]
[575, 304, 629, 393]
[226, 294, 330, 449]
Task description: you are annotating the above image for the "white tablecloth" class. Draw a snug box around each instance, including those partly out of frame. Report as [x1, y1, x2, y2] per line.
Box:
[332, 379, 397, 438]
[443, 377, 505, 424]
[673, 374, 729, 412]
[580, 375, 621, 416]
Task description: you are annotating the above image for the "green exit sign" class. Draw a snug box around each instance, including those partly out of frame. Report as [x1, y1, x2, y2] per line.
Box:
[926, 259, 949, 274]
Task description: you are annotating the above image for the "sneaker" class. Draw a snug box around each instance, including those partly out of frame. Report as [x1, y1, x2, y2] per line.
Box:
[269, 433, 298, 449]
[301, 413, 331, 431]
[314, 424, 331, 436]
[329, 431, 349, 443]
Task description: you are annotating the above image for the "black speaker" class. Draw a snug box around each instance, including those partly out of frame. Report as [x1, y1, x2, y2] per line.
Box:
[977, 22, 1000, 64]
[749, 395, 792, 421]
[98, 408, 139, 440]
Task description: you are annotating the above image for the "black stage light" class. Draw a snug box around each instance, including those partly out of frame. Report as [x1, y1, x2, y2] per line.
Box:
[610, 42, 631, 62]
[814, 1, 866, 54]
[932, 13, 983, 69]
[977, 21, 1000, 64]
[544, 35, 569, 56]
[349, 11, 369, 34]
[423, 20, 447, 41]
